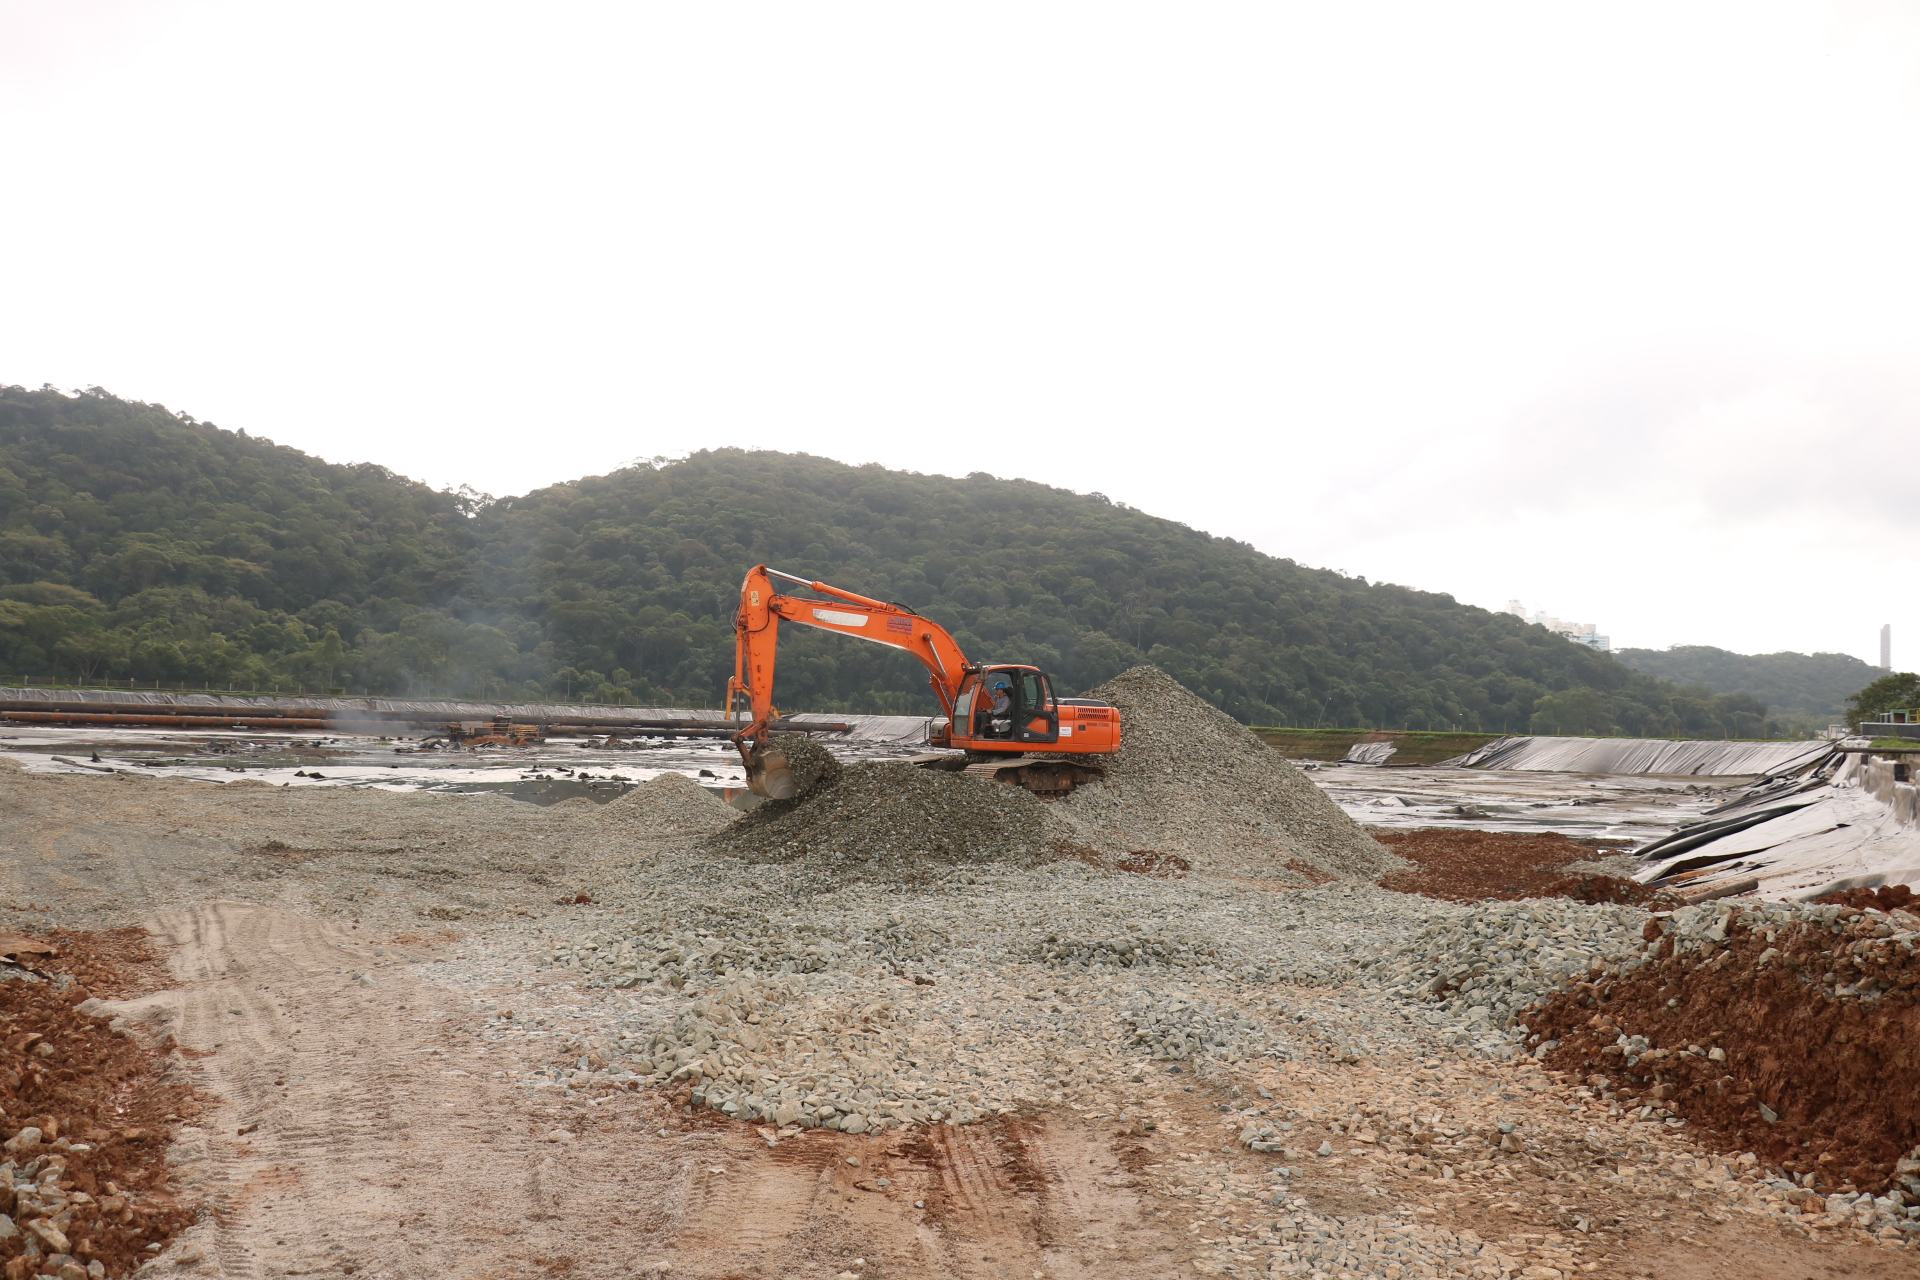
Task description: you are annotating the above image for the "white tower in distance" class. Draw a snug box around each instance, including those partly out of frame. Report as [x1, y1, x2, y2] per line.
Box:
[1883, 624, 1893, 671]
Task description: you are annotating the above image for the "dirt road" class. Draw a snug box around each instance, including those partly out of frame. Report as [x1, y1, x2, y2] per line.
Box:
[103, 900, 1197, 1279]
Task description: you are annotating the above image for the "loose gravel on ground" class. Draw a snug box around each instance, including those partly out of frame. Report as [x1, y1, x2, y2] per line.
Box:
[707, 762, 1064, 890]
[598, 769, 740, 837]
[1055, 666, 1404, 881]
[1351, 897, 1654, 1038]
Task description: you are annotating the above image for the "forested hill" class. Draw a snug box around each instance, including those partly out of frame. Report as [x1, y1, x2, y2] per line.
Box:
[1, 385, 1779, 737]
[1613, 645, 1880, 729]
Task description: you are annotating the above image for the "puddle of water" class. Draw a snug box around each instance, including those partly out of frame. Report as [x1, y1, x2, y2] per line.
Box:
[0, 725, 922, 803]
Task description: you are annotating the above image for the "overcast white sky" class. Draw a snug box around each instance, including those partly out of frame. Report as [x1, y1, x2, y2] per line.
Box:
[4, 2, 1917, 665]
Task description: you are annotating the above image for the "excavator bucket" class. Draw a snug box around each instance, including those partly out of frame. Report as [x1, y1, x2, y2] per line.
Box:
[743, 743, 800, 800]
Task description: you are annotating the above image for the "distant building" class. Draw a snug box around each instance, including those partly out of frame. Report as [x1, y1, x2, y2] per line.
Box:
[1507, 600, 1610, 652]
[1882, 623, 1892, 671]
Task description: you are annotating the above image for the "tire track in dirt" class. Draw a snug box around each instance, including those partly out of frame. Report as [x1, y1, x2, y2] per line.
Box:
[135, 901, 691, 1279]
[662, 1110, 1186, 1279]
[137, 894, 1189, 1280]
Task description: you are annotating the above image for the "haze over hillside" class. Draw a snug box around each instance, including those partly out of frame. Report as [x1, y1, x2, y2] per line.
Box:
[0, 386, 1810, 737]
[1613, 645, 1882, 733]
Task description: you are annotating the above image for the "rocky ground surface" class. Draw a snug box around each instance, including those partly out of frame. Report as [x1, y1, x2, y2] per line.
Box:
[1373, 830, 1678, 909]
[1053, 667, 1405, 882]
[1524, 897, 1920, 1208]
[0, 930, 198, 1278]
[0, 672, 1912, 1278]
[598, 770, 744, 838]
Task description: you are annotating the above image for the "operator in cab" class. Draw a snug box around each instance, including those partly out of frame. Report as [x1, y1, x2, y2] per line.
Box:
[977, 675, 1014, 738]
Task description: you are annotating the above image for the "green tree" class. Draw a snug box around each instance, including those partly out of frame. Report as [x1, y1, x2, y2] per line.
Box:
[1614, 644, 1879, 733]
[1844, 671, 1920, 730]
[1530, 688, 1614, 736]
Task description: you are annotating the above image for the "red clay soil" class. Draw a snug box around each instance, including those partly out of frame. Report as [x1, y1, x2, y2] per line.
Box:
[1053, 840, 1193, 879]
[27, 927, 178, 1002]
[1, 930, 198, 1278]
[1375, 828, 1677, 907]
[1816, 884, 1918, 912]
[1525, 906, 1920, 1196]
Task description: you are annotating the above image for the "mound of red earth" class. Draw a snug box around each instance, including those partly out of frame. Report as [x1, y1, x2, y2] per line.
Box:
[1375, 828, 1676, 907]
[1, 929, 197, 1278]
[1524, 901, 1920, 1197]
[1817, 884, 1917, 912]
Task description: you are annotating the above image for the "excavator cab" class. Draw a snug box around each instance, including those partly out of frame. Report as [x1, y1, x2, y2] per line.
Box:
[956, 666, 1059, 748]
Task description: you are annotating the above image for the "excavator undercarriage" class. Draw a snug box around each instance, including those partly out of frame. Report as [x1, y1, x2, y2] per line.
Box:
[909, 752, 1105, 799]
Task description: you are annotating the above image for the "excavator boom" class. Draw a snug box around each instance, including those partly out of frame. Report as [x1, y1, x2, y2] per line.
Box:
[728, 565, 1121, 799]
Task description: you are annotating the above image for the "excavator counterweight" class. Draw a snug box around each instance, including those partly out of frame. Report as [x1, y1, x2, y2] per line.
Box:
[727, 565, 1121, 798]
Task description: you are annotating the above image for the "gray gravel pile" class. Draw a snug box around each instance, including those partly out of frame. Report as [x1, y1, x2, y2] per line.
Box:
[472, 855, 1504, 1127]
[537, 895, 969, 987]
[758, 732, 842, 797]
[1658, 898, 1878, 953]
[1350, 897, 1651, 1035]
[1031, 930, 1216, 971]
[1121, 991, 1292, 1063]
[705, 761, 1070, 889]
[540, 908, 858, 985]
[1057, 666, 1403, 880]
[598, 770, 739, 836]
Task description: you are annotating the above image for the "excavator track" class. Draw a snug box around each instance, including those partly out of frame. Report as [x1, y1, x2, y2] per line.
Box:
[910, 753, 1104, 798]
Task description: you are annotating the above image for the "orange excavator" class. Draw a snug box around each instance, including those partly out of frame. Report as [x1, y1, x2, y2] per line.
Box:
[727, 564, 1122, 799]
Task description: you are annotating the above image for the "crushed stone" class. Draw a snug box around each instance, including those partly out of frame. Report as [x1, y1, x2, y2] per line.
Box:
[599, 770, 739, 836]
[1054, 666, 1402, 881]
[755, 732, 843, 799]
[1350, 897, 1651, 1036]
[457, 844, 1506, 1136]
[705, 762, 1067, 890]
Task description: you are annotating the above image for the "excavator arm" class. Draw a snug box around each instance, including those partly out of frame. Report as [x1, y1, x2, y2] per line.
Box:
[729, 564, 972, 797]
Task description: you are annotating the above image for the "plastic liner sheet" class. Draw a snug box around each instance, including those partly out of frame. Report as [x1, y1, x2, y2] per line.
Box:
[1443, 735, 1835, 778]
[1342, 741, 1398, 765]
[0, 687, 935, 745]
[1632, 752, 1920, 900]
[1315, 763, 1725, 843]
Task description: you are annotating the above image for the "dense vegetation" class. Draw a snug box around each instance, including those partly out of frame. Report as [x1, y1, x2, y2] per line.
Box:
[1615, 644, 1880, 732]
[1845, 672, 1920, 731]
[1, 386, 1788, 736]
